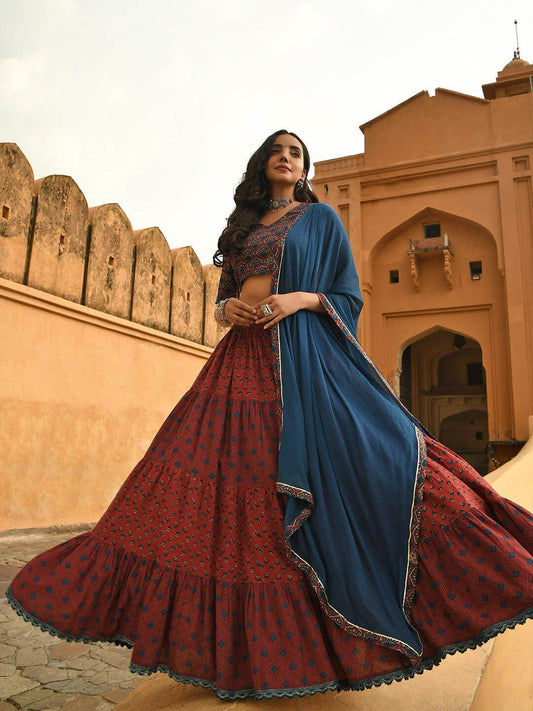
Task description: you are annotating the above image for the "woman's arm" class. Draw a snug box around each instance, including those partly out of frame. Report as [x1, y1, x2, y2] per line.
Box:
[214, 257, 257, 327]
[296, 292, 326, 313]
[216, 297, 257, 327]
[254, 291, 324, 329]
[214, 298, 234, 327]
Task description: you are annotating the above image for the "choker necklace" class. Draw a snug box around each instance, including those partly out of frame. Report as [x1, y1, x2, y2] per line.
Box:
[269, 197, 293, 212]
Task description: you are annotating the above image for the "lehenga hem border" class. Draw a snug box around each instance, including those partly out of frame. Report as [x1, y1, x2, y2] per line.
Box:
[6, 586, 533, 700]
[5, 586, 134, 649]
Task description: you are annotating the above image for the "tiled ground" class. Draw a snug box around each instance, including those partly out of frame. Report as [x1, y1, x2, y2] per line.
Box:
[0, 528, 144, 711]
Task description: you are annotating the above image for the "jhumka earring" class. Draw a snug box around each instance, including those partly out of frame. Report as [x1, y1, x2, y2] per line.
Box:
[296, 177, 305, 190]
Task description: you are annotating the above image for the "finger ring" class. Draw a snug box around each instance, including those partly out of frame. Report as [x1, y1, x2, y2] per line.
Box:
[261, 304, 273, 316]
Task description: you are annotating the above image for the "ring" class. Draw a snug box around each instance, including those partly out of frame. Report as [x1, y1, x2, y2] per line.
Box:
[261, 304, 273, 317]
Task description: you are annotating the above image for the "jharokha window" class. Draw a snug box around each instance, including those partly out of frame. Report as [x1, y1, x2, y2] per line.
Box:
[423, 222, 441, 239]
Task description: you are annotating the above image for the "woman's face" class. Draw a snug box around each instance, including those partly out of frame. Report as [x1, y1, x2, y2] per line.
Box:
[264, 133, 306, 192]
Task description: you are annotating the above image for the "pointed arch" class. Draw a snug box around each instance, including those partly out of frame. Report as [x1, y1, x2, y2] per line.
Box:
[398, 327, 488, 474]
[369, 206, 500, 267]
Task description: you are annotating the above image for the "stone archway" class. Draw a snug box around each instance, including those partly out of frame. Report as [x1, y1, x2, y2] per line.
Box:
[400, 327, 489, 474]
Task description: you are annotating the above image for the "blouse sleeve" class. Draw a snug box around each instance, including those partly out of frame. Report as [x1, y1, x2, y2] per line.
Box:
[215, 256, 239, 304]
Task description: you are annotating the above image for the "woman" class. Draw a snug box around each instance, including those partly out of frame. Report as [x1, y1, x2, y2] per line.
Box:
[7, 130, 533, 700]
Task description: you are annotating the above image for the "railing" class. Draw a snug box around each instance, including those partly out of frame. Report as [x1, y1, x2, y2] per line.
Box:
[408, 233, 450, 253]
[407, 233, 453, 291]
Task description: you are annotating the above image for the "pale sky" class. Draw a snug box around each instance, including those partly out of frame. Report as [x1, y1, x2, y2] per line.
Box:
[1, 0, 532, 264]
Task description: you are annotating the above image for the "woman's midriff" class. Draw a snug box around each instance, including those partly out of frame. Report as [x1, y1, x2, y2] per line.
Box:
[239, 273, 273, 307]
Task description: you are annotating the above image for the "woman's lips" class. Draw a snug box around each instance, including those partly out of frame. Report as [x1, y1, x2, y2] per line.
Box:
[276, 166, 290, 172]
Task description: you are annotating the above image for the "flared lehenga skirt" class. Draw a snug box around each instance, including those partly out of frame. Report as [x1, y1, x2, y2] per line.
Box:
[6, 323, 533, 699]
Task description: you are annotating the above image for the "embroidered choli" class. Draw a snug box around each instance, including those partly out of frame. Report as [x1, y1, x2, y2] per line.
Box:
[215, 203, 310, 304]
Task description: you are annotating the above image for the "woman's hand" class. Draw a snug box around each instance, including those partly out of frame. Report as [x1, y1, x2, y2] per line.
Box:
[254, 292, 323, 329]
[224, 297, 258, 326]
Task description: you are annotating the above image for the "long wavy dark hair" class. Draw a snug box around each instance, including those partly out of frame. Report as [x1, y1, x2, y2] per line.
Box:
[213, 130, 319, 266]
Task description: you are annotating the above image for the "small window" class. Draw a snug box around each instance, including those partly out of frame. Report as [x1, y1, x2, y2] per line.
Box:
[389, 270, 399, 283]
[513, 156, 529, 171]
[467, 362, 483, 386]
[424, 223, 441, 238]
[470, 261, 482, 280]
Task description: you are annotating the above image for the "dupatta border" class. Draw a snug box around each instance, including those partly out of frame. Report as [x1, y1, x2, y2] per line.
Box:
[317, 293, 429, 431]
[312, 292, 426, 661]
[276, 437, 425, 665]
[266, 203, 311, 432]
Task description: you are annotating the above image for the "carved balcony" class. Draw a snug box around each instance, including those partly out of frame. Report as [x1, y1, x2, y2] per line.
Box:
[407, 234, 453, 292]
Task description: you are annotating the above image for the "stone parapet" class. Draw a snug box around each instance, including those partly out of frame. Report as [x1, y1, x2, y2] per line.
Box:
[0, 143, 221, 347]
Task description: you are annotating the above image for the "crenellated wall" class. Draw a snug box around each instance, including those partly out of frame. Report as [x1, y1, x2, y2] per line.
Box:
[0, 142, 228, 531]
[0, 142, 223, 346]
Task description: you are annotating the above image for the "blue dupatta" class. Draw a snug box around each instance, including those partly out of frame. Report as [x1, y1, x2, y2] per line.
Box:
[274, 203, 429, 663]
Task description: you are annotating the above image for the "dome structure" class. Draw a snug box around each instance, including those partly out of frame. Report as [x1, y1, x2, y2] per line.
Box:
[482, 54, 533, 99]
[498, 55, 532, 77]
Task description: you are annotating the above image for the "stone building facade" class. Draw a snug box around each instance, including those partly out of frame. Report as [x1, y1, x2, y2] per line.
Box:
[312, 56, 533, 474]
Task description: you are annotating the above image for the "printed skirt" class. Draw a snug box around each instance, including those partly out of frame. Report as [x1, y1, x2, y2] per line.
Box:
[6, 324, 533, 699]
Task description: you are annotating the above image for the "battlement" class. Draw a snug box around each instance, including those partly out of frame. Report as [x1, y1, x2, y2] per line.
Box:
[0, 143, 225, 348]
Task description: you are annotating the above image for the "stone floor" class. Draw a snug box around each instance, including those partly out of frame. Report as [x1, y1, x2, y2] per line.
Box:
[0, 527, 143, 711]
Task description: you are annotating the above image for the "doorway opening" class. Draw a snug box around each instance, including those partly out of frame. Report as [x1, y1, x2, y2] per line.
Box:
[400, 328, 488, 474]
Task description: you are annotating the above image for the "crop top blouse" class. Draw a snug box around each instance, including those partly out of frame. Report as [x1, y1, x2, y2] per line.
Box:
[215, 203, 310, 304]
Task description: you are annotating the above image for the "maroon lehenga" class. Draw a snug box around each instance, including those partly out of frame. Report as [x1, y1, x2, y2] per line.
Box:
[6, 206, 533, 700]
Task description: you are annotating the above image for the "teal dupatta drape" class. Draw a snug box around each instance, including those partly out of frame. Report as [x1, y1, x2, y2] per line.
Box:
[273, 203, 431, 663]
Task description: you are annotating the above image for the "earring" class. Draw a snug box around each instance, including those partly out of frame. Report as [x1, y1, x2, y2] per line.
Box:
[296, 177, 305, 190]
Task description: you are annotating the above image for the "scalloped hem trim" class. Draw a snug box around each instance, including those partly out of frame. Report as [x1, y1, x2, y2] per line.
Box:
[5, 587, 533, 700]
[5, 587, 134, 649]
[130, 605, 533, 699]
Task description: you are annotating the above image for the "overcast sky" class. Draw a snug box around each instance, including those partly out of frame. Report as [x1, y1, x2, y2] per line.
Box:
[1, 0, 532, 264]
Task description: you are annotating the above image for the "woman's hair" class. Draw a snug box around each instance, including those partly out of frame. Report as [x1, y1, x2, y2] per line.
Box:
[213, 129, 319, 265]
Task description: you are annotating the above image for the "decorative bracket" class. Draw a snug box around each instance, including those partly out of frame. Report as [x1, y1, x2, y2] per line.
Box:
[407, 233, 453, 291]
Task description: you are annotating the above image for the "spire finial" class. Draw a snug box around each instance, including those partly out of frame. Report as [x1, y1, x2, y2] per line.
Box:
[514, 20, 521, 59]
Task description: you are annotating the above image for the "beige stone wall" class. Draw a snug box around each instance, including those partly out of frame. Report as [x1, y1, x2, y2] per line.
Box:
[202, 264, 230, 347]
[0, 142, 223, 346]
[312, 73, 533, 449]
[0, 143, 33, 283]
[0, 276, 212, 531]
[0, 142, 226, 531]
[170, 247, 205, 343]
